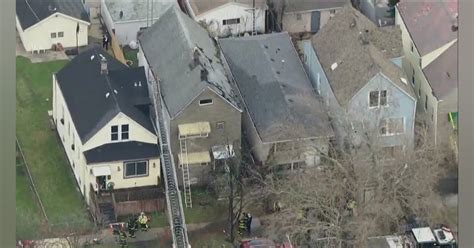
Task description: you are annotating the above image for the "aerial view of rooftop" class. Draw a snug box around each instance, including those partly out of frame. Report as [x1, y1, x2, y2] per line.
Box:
[14, 0, 458, 247]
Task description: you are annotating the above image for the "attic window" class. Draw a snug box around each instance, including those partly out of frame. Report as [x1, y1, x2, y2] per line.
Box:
[199, 99, 213, 106]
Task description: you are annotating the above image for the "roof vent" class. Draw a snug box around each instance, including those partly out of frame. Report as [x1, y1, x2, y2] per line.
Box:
[400, 77, 408, 85]
[138, 81, 142, 86]
[452, 13, 458, 32]
[105, 92, 110, 98]
[90, 55, 95, 61]
[134, 82, 138, 87]
[331, 62, 338, 71]
[114, 89, 118, 94]
[100, 57, 108, 75]
[350, 18, 356, 28]
[119, 10, 124, 19]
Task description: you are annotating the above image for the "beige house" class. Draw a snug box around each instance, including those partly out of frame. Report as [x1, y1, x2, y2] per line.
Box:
[184, 0, 267, 37]
[274, 0, 347, 34]
[16, 0, 90, 53]
[52, 46, 160, 223]
[219, 32, 334, 171]
[138, 7, 242, 190]
[395, 0, 458, 152]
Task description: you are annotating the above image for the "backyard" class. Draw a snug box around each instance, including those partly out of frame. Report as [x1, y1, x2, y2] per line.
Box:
[16, 56, 93, 239]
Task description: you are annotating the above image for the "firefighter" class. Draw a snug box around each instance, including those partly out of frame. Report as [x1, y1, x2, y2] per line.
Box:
[246, 213, 253, 235]
[118, 230, 128, 247]
[238, 219, 246, 236]
[127, 215, 137, 238]
[138, 212, 149, 231]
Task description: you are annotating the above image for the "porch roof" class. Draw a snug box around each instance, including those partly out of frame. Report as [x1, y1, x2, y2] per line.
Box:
[178, 122, 211, 137]
[178, 151, 211, 165]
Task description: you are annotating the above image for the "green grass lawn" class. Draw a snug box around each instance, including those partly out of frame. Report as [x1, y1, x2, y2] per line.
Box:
[16, 56, 93, 236]
[16, 164, 45, 240]
[122, 46, 139, 68]
[183, 188, 228, 224]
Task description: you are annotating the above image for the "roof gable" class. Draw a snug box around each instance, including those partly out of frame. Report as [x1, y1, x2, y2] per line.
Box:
[56, 46, 154, 143]
[16, 0, 90, 30]
[311, 5, 413, 106]
[138, 6, 240, 118]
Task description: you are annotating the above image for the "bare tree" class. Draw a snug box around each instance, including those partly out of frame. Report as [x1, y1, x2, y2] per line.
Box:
[242, 109, 451, 247]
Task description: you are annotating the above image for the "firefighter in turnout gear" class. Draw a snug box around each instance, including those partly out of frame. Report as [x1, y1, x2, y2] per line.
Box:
[138, 212, 149, 231]
[118, 230, 128, 247]
[127, 215, 138, 238]
[238, 212, 248, 236]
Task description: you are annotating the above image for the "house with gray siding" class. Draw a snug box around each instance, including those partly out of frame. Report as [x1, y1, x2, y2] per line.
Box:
[302, 5, 416, 155]
[219, 32, 333, 170]
[137, 6, 242, 188]
[101, 0, 176, 45]
[271, 0, 347, 34]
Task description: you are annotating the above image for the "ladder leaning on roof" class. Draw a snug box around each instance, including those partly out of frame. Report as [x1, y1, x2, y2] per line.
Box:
[179, 138, 193, 208]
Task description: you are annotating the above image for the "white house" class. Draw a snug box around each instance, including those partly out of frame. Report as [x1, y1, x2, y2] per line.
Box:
[16, 0, 90, 53]
[184, 0, 267, 37]
[52, 46, 160, 209]
[100, 0, 177, 46]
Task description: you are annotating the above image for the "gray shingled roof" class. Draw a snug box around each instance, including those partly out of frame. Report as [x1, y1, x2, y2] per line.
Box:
[84, 141, 160, 164]
[219, 32, 333, 143]
[396, 0, 458, 56]
[188, 0, 267, 17]
[104, 0, 176, 22]
[284, 0, 348, 13]
[312, 5, 414, 106]
[423, 41, 457, 100]
[138, 6, 240, 118]
[16, 0, 90, 30]
[56, 46, 155, 143]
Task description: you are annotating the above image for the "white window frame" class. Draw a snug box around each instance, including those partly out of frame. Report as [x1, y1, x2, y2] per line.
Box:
[123, 160, 149, 178]
[51, 32, 57, 38]
[223, 18, 241, 26]
[199, 98, 213, 106]
[380, 117, 405, 136]
[111, 125, 119, 141]
[121, 124, 129, 140]
[368, 90, 388, 109]
[58, 31, 64, 38]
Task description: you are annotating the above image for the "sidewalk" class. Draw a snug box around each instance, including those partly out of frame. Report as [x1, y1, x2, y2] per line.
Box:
[30, 222, 211, 247]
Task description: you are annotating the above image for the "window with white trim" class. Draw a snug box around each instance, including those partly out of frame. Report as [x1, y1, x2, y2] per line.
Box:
[58, 32, 64, 38]
[111, 125, 119, 141]
[369, 90, 387, 108]
[380, 117, 405, 136]
[223, 18, 240, 25]
[124, 161, 148, 178]
[121, 124, 129, 140]
[51, 32, 57, 38]
[199, 99, 213, 106]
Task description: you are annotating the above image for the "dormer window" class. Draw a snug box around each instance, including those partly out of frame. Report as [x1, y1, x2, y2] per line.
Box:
[121, 124, 129, 140]
[111, 125, 119, 141]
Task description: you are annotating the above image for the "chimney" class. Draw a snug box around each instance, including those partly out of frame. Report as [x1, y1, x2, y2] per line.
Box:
[100, 57, 108, 75]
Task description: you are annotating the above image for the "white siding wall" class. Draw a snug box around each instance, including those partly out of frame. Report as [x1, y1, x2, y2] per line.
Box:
[100, 0, 115, 34]
[86, 158, 160, 196]
[192, 3, 266, 37]
[17, 14, 89, 52]
[114, 20, 153, 45]
[52, 74, 88, 196]
[82, 113, 157, 151]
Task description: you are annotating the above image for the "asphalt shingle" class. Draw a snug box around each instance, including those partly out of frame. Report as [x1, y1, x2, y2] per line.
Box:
[219, 32, 333, 142]
[84, 141, 160, 164]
